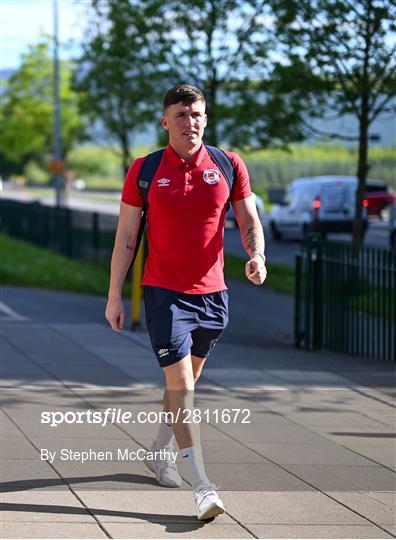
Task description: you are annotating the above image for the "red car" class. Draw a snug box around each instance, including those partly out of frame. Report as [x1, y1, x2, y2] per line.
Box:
[365, 180, 396, 219]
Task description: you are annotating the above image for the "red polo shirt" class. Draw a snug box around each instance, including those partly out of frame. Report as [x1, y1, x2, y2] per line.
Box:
[121, 144, 252, 293]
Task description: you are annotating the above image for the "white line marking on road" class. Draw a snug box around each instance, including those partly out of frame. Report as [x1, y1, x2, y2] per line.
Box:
[0, 302, 29, 322]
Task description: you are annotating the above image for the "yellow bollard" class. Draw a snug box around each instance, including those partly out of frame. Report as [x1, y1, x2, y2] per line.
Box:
[131, 234, 145, 330]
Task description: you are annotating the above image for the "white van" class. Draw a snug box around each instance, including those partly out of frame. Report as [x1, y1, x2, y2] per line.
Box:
[269, 176, 368, 240]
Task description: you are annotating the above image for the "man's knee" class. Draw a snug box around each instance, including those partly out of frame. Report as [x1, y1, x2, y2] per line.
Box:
[164, 357, 195, 390]
[168, 374, 195, 391]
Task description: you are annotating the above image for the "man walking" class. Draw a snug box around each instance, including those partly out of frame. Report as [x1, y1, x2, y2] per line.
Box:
[105, 84, 266, 520]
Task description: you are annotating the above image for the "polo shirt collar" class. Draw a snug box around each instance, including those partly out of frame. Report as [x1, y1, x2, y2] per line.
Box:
[165, 143, 207, 168]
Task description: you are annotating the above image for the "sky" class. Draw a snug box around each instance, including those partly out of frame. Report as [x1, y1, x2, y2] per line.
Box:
[1, 0, 394, 145]
[1, 0, 85, 70]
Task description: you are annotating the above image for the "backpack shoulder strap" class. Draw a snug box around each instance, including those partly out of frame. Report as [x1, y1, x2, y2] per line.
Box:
[137, 148, 165, 210]
[131, 148, 164, 266]
[205, 144, 236, 197]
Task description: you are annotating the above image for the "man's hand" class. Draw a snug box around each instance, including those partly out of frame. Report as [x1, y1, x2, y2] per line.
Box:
[105, 297, 125, 332]
[245, 254, 267, 285]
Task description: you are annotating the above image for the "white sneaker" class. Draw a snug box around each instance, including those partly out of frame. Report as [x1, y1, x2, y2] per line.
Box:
[144, 443, 182, 488]
[194, 482, 225, 521]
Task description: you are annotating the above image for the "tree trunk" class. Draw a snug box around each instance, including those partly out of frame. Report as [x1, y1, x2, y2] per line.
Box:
[206, 0, 218, 147]
[207, 78, 218, 146]
[120, 130, 132, 177]
[352, 0, 372, 252]
[352, 96, 369, 251]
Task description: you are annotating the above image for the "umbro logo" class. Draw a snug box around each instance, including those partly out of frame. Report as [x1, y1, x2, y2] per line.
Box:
[158, 348, 169, 358]
[157, 178, 171, 187]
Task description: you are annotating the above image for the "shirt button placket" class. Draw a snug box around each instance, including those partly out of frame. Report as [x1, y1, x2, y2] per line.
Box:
[184, 164, 192, 190]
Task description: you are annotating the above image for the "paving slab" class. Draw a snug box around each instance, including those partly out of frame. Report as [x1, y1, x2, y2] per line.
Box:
[1, 460, 60, 485]
[248, 524, 393, 538]
[382, 525, 396, 537]
[267, 369, 356, 386]
[0, 523, 108, 539]
[306, 428, 396, 468]
[365, 492, 396, 506]
[220, 491, 368, 525]
[285, 411, 389, 427]
[193, 463, 311, 492]
[2, 436, 40, 460]
[325, 491, 396, 525]
[218, 423, 330, 444]
[48, 460, 184, 492]
[103, 522, 254, 538]
[73, 490, 235, 524]
[248, 442, 376, 466]
[285, 464, 396, 492]
[0, 490, 97, 522]
[0, 412, 24, 438]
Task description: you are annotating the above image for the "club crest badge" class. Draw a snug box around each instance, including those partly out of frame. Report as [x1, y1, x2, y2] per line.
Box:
[203, 169, 219, 185]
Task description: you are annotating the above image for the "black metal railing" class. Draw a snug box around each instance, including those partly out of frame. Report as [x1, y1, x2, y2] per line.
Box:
[295, 234, 396, 362]
[0, 199, 117, 263]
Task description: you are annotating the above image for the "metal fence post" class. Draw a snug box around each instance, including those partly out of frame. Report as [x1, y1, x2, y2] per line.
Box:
[65, 208, 73, 258]
[294, 253, 302, 348]
[92, 212, 99, 261]
[304, 238, 312, 350]
[311, 234, 324, 350]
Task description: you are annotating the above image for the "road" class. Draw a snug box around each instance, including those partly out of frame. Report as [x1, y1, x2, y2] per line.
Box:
[225, 216, 392, 266]
[1, 185, 120, 215]
[2, 184, 392, 267]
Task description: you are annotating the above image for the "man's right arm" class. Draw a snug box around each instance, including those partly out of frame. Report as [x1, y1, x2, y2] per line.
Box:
[105, 202, 143, 331]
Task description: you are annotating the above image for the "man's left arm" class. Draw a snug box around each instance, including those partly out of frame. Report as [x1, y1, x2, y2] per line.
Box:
[233, 196, 267, 285]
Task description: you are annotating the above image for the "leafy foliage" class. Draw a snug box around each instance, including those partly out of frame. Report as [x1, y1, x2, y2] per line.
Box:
[265, 0, 396, 246]
[0, 37, 85, 167]
[74, 0, 173, 173]
[164, 0, 281, 148]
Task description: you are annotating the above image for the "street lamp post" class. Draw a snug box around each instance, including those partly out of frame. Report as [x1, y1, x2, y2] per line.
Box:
[53, 0, 64, 207]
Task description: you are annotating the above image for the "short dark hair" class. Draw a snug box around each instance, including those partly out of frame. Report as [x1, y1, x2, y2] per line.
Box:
[163, 84, 205, 110]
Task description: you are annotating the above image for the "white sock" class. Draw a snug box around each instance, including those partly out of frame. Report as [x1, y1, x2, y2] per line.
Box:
[154, 420, 175, 450]
[180, 445, 210, 488]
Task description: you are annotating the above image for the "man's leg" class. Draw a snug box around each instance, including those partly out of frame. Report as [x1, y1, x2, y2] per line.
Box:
[159, 354, 205, 424]
[163, 354, 224, 520]
[147, 353, 201, 488]
[191, 354, 206, 383]
[162, 354, 198, 449]
[158, 354, 205, 449]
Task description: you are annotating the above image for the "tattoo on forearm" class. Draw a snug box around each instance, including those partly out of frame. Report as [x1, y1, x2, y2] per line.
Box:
[244, 225, 265, 257]
[126, 244, 134, 251]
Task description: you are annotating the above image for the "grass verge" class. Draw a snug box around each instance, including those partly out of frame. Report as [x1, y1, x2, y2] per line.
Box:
[0, 234, 294, 297]
[0, 233, 125, 296]
[224, 253, 295, 295]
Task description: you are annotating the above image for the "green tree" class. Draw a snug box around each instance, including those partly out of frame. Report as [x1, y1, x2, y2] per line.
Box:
[74, 0, 171, 174]
[0, 37, 85, 171]
[166, 0, 279, 148]
[267, 0, 396, 247]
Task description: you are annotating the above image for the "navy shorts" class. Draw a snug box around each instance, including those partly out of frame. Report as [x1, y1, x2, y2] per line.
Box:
[143, 286, 229, 367]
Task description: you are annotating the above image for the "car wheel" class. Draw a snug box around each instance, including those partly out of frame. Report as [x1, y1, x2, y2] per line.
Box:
[270, 221, 282, 241]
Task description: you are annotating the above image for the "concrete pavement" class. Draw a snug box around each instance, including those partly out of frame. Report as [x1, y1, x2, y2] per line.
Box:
[1, 285, 396, 539]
